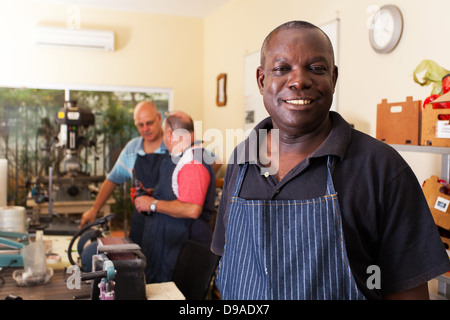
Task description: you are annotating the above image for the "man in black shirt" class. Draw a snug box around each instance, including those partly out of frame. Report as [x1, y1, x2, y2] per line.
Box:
[211, 20, 450, 299]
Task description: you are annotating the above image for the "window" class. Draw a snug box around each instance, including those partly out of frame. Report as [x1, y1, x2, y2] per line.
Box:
[0, 86, 170, 224]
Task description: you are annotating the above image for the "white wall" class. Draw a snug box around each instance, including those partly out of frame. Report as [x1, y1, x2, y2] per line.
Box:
[1, 0, 449, 183]
[0, 1, 205, 120]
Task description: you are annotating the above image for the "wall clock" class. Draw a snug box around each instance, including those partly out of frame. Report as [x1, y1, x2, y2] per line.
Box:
[369, 4, 403, 54]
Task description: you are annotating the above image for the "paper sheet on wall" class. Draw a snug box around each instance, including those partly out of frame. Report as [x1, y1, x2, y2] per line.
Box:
[320, 19, 339, 112]
[244, 51, 267, 131]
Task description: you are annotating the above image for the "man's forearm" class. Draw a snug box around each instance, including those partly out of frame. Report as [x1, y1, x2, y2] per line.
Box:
[92, 179, 118, 212]
[156, 199, 202, 219]
[134, 196, 202, 219]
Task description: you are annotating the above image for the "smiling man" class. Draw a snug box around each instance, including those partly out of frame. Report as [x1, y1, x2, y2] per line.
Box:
[211, 21, 450, 300]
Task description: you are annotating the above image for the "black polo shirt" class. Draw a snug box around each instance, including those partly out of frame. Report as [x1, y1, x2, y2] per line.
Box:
[212, 111, 450, 299]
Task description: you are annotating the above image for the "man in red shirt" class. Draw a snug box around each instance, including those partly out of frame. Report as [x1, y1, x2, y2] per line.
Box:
[134, 111, 216, 282]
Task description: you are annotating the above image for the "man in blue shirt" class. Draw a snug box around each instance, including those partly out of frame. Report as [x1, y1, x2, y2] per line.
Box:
[80, 101, 168, 246]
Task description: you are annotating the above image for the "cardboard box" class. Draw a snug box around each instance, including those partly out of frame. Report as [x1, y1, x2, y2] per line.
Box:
[423, 175, 450, 230]
[376, 96, 421, 145]
[441, 235, 450, 250]
[421, 100, 450, 147]
[421, 91, 450, 147]
[432, 90, 450, 104]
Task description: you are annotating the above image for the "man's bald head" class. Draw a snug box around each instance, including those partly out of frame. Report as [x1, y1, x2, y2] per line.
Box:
[133, 101, 159, 120]
[164, 110, 194, 132]
[260, 20, 335, 67]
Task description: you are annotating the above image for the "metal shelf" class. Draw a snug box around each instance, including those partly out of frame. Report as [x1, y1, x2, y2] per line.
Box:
[390, 144, 450, 154]
[390, 144, 450, 182]
[389, 144, 450, 299]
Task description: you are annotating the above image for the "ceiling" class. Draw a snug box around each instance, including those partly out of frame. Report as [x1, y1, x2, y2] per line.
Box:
[32, 0, 232, 18]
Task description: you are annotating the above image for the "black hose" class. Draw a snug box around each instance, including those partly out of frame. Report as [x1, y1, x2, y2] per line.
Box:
[67, 214, 115, 270]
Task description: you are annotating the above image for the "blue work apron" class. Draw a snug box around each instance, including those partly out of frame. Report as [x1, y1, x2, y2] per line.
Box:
[129, 152, 168, 246]
[216, 156, 366, 300]
[141, 157, 192, 283]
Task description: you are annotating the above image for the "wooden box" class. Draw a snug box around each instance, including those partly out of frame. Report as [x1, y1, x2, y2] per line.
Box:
[376, 96, 421, 145]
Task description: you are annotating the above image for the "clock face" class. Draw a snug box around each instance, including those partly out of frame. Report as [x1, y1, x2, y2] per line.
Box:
[369, 5, 403, 53]
[372, 11, 395, 48]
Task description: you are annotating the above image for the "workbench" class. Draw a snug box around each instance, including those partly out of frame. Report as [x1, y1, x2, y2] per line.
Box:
[0, 267, 91, 300]
[0, 235, 185, 300]
[25, 198, 116, 236]
[26, 198, 115, 216]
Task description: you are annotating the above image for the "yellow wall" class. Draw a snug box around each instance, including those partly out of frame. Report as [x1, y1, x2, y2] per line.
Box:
[0, 1, 204, 120]
[203, 0, 450, 183]
[2, 0, 450, 183]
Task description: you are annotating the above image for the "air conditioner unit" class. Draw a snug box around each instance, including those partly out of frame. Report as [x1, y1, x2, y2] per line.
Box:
[35, 26, 115, 52]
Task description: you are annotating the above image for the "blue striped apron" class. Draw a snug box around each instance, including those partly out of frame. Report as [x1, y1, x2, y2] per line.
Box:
[216, 156, 366, 300]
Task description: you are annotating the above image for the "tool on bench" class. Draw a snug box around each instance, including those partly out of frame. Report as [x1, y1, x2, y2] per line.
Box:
[67, 214, 146, 300]
[0, 231, 28, 267]
[81, 259, 116, 300]
[90, 237, 146, 300]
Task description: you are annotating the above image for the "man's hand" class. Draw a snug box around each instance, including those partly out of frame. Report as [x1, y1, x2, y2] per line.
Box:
[131, 184, 154, 204]
[79, 207, 99, 228]
[78, 179, 118, 228]
[134, 195, 155, 213]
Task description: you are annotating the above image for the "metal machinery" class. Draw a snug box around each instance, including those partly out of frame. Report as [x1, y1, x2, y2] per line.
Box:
[68, 214, 146, 300]
[90, 238, 146, 300]
[29, 100, 106, 235]
[57, 100, 95, 175]
[75, 239, 146, 300]
[0, 231, 28, 267]
[81, 259, 117, 300]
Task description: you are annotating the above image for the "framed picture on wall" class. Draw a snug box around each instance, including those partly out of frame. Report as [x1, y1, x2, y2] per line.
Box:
[216, 73, 227, 106]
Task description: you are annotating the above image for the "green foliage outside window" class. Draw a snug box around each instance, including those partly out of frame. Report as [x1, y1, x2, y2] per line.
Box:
[0, 87, 169, 231]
